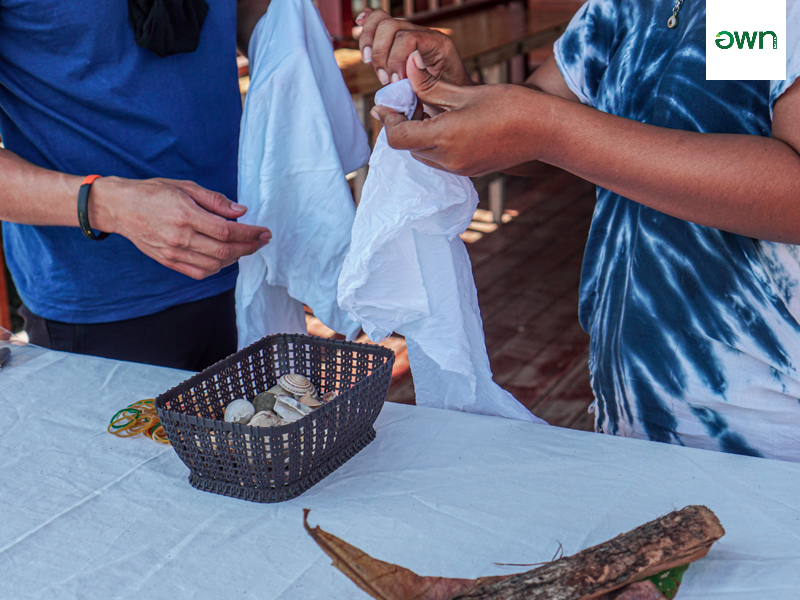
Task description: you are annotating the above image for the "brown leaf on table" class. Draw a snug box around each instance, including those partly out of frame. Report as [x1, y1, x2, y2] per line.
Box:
[303, 509, 512, 600]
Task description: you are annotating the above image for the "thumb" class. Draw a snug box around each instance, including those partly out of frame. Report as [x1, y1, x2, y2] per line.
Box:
[406, 50, 462, 110]
[370, 105, 411, 130]
[369, 105, 435, 152]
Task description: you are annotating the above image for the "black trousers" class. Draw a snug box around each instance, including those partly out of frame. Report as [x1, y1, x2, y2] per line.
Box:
[20, 288, 237, 372]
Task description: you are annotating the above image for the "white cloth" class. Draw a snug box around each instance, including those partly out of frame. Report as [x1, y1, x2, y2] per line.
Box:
[235, 0, 370, 348]
[338, 80, 546, 424]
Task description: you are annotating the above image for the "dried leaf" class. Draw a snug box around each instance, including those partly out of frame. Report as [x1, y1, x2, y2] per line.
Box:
[303, 510, 511, 600]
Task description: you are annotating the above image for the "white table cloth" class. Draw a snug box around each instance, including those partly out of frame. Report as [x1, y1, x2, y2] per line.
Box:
[1, 346, 799, 599]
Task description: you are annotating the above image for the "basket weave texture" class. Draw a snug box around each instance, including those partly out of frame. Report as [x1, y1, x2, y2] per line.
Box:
[155, 334, 394, 503]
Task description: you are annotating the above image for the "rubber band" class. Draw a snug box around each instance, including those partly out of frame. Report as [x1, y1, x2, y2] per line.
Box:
[151, 430, 169, 444]
[108, 399, 170, 444]
[109, 408, 141, 429]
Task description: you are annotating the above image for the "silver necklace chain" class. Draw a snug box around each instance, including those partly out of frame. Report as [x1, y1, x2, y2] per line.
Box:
[668, 0, 684, 29]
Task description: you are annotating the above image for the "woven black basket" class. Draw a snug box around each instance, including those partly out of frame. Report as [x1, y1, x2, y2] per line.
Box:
[155, 334, 394, 503]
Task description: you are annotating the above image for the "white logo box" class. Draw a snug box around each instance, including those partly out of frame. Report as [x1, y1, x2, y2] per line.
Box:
[706, 0, 786, 80]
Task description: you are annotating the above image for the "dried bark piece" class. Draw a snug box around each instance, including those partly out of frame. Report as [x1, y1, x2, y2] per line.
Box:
[456, 505, 724, 600]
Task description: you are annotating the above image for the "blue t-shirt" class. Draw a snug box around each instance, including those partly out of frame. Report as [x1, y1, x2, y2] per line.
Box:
[554, 0, 800, 461]
[0, 0, 242, 323]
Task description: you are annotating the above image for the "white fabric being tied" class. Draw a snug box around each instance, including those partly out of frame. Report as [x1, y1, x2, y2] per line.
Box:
[338, 79, 546, 424]
[235, 0, 370, 348]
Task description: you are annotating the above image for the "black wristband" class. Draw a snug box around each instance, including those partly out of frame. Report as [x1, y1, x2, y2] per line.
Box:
[77, 175, 109, 241]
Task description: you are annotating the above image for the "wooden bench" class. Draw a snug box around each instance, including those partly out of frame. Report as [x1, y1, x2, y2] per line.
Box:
[335, 2, 578, 218]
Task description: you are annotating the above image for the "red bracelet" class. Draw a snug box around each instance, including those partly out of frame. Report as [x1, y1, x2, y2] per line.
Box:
[77, 174, 109, 241]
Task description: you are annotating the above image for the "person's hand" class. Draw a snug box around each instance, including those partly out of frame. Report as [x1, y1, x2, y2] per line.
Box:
[90, 177, 272, 280]
[355, 8, 473, 87]
[370, 52, 552, 177]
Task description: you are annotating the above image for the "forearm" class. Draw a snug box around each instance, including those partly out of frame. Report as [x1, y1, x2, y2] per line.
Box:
[502, 55, 581, 178]
[237, 0, 270, 57]
[536, 96, 800, 244]
[0, 148, 84, 227]
[0, 147, 271, 280]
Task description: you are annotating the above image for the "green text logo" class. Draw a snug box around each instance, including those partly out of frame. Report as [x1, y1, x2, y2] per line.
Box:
[715, 30, 778, 49]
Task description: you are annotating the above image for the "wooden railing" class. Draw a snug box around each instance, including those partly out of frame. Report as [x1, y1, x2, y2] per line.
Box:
[317, 0, 582, 46]
[320, 0, 521, 45]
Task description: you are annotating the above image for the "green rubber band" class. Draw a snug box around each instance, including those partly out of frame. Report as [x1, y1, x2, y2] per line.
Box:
[110, 408, 140, 427]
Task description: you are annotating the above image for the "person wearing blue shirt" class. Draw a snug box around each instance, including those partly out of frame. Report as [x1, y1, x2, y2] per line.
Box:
[0, 0, 271, 370]
[356, 0, 800, 461]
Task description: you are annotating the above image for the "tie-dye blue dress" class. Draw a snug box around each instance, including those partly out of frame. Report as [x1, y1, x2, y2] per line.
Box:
[553, 0, 800, 461]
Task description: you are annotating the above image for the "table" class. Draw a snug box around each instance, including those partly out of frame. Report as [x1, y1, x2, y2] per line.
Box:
[2, 346, 799, 599]
[337, 3, 577, 215]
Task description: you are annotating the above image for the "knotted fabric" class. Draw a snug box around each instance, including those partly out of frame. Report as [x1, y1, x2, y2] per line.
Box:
[128, 0, 208, 57]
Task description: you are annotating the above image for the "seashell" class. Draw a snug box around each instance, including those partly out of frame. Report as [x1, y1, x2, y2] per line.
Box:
[273, 403, 303, 423]
[278, 373, 317, 399]
[297, 391, 322, 409]
[277, 394, 313, 416]
[248, 411, 290, 428]
[252, 391, 278, 414]
[224, 398, 255, 425]
[273, 395, 310, 422]
[320, 391, 337, 403]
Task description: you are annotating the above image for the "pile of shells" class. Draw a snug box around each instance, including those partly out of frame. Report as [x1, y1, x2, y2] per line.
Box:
[223, 373, 338, 428]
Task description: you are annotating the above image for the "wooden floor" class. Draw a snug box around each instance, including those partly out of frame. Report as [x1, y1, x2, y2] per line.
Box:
[307, 164, 597, 431]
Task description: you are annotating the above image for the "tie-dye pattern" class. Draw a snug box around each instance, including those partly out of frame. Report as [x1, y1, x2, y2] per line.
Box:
[553, 0, 800, 461]
[770, 0, 800, 114]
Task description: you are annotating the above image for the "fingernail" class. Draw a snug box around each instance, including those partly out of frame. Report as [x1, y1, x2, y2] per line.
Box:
[370, 108, 382, 122]
[259, 231, 272, 241]
[232, 202, 246, 212]
[412, 50, 425, 70]
[377, 68, 390, 85]
[356, 11, 366, 22]
[391, 72, 400, 83]
[362, 46, 372, 64]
